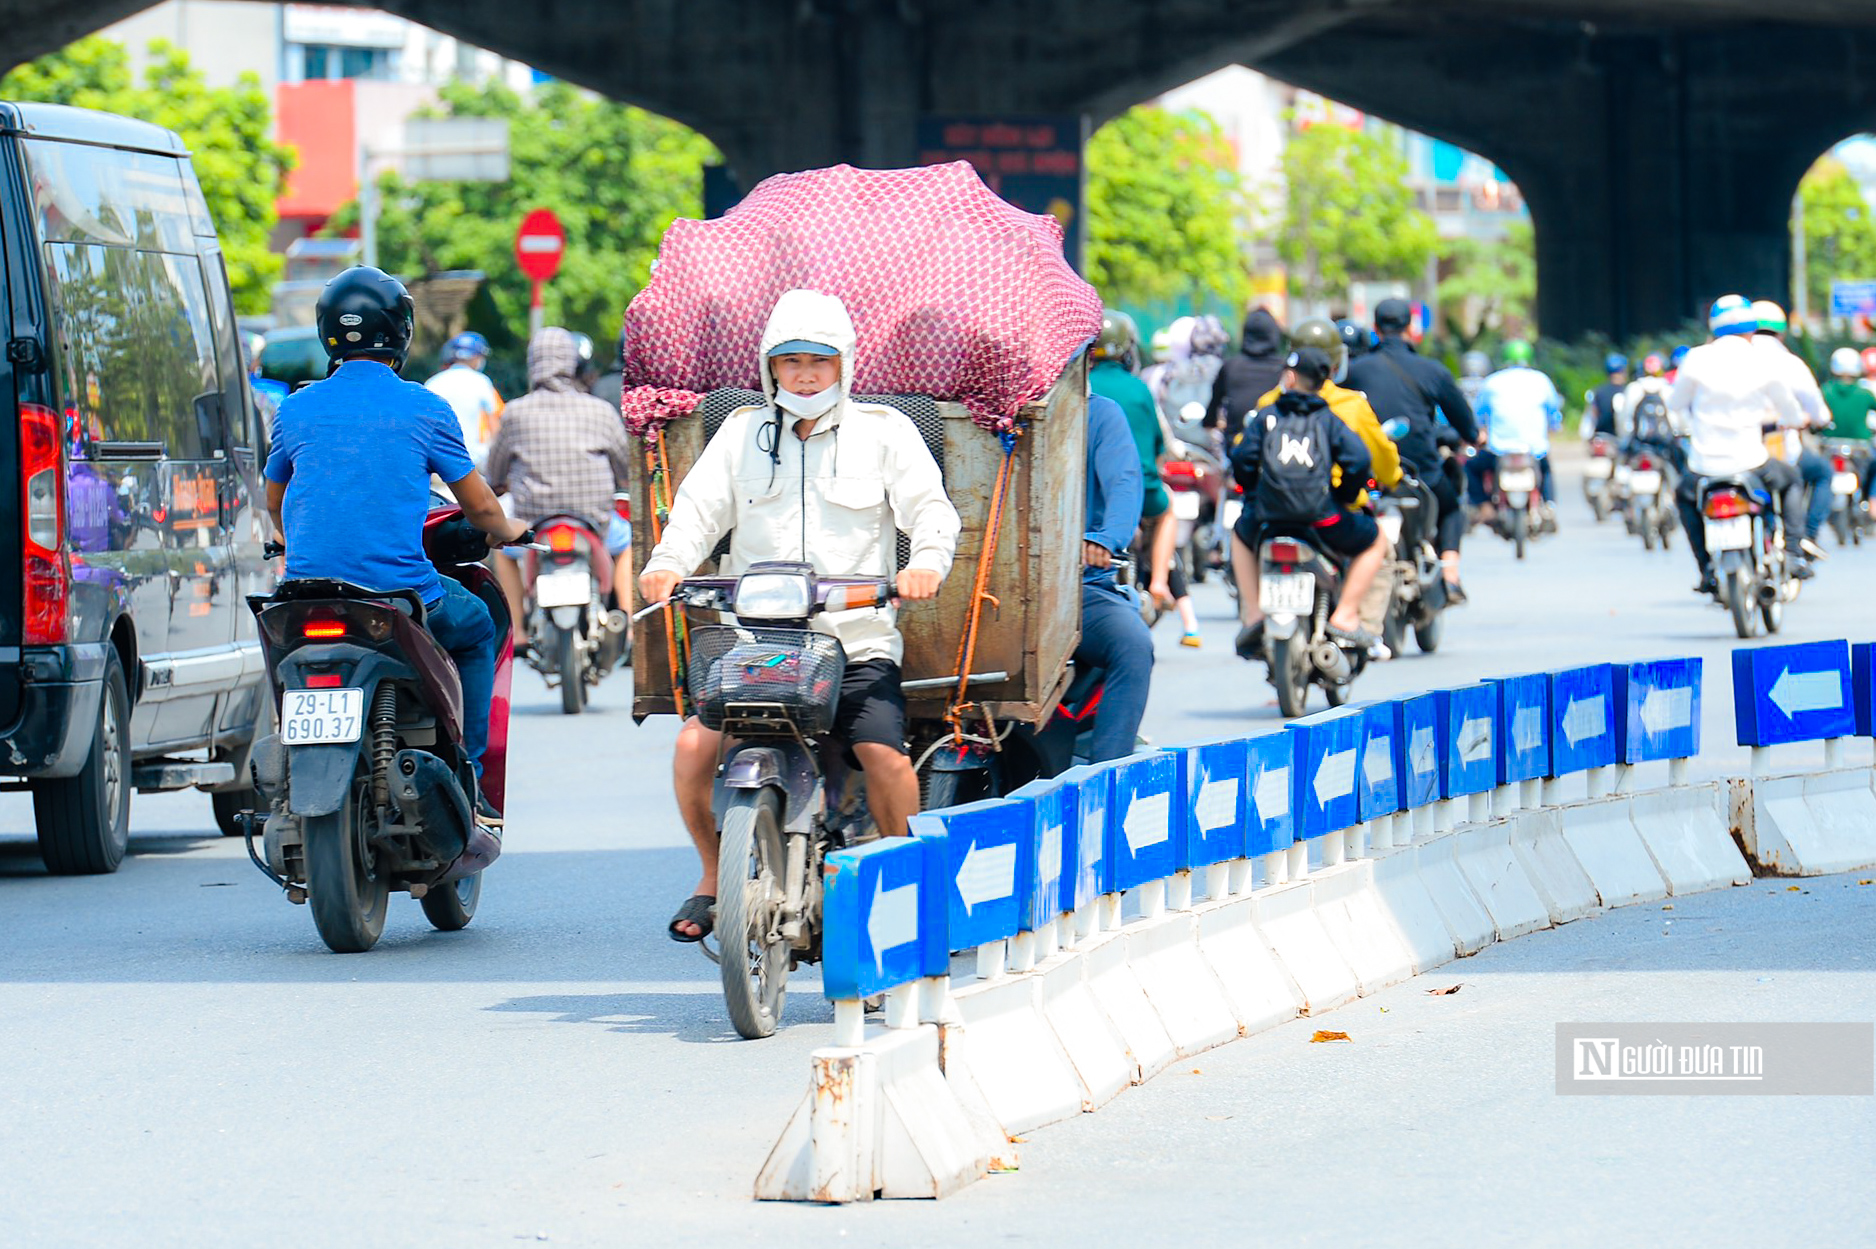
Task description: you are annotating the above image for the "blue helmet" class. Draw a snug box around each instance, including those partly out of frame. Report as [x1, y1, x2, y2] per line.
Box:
[1670, 344, 1691, 369]
[1603, 352, 1628, 374]
[446, 331, 491, 363]
[1707, 295, 1757, 338]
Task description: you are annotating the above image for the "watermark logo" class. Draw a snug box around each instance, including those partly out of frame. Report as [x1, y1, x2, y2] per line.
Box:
[1557, 1023, 1871, 1096]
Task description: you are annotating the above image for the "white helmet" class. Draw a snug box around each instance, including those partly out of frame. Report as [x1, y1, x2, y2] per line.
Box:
[1831, 346, 1863, 378]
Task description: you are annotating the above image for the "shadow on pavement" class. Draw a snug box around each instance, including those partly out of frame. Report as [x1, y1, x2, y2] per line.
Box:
[486, 990, 833, 1044]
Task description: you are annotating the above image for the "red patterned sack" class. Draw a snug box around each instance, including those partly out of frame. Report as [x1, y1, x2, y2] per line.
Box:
[619, 162, 1102, 436]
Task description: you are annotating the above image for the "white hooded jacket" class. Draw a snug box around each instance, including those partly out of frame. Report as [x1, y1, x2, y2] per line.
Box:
[643, 289, 961, 665]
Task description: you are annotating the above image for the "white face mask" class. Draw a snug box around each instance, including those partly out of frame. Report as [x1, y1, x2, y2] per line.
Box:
[775, 385, 840, 419]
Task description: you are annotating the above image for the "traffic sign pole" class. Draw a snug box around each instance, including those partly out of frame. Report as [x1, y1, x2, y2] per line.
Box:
[529, 279, 545, 336]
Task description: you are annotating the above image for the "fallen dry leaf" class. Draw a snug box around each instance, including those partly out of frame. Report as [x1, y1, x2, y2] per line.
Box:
[1378, 1006, 1390, 1013]
[1661, 905, 1674, 911]
[1859, 879, 1873, 886]
[1787, 885, 1802, 892]
[1311, 1030, 1351, 1043]
[1427, 984, 1463, 996]
[1190, 1068, 1203, 1075]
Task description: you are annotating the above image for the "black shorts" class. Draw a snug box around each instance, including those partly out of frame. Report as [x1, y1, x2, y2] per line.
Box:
[1240, 509, 1379, 558]
[834, 659, 907, 760]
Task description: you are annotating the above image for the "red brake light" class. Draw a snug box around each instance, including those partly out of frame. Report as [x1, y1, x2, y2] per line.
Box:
[1704, 491, 1748, 520]
[20, 401, 68, 645]
[546, 527, 576, 553]
[1163, 461, 1200, 481]
[1267, 539, 1303, 564]
[1834, 455, 1849, 473]
[302, 673, 343, 689]
[1636, 456, 1654, 472]
[302, 619, 347, 639]
[613, 495, 631, 521]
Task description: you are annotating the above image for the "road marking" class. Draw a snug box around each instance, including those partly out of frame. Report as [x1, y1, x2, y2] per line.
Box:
[1254, 765, 1291, 820]
[1563, 694, 1607, 746]
[1313, 747, 1356, 804]
[1769, 667, 1841, 719]
[957, 840, 1016, 914]
[1195, 775, 1239, 832]
[1639, 685, 1694, 735]
[1460, 716, 1493, 764]
[867, 873, 918, 976]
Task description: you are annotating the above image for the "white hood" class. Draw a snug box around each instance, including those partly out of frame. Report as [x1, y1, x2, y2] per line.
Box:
[758, 288, 858, 415]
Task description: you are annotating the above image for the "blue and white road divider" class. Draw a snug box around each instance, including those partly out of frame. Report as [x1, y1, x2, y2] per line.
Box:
[761, 642, 1876, 1203]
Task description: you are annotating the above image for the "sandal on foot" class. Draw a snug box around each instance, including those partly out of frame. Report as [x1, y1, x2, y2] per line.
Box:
[668, 894, 716, 943]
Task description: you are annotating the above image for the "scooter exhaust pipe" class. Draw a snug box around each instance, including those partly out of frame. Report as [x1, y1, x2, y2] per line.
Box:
[604, 609, 629, 634]
[1311, 638, 1351, 681]
[1756, 580, 1780, 606]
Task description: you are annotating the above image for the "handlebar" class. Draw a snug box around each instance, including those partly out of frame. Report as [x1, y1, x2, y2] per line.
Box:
[632, 574, 899, 623]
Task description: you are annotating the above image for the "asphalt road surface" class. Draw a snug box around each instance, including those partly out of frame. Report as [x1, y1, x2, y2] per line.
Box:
[3, 450, 1870, 1247]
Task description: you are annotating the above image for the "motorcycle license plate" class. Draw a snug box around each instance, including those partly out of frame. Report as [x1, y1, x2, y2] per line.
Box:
[1171, 490, 1201, 520]
[1834, 472, 1861, 496]
[1499, 469, 1537, 492]
[1630, 470, 1662, 495]
[1222, 498, 1242, 531]
[536, 569, 591, 609]
[1378, 512, 1403, 544]
[1614, 464, 1633, 486]
[1584, 458, 1613, 479]
[281, 688, 365, 745]
[1706, 516, 1752, 551]
[1260, 572, 1315, 615]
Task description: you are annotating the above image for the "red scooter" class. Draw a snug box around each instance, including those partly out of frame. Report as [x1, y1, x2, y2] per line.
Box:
[241, 505, 519, 953]
[521, 494, 630, 715]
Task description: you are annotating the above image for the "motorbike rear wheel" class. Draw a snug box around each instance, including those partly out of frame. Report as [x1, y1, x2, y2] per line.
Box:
[1413, 611, 1444, 654]
[1832, 508, 1851, 547]
[1760, 578, 1785, 635]
[927, 766, 996, 810]
[718, 787, 790, 1040]
[1512, 508, 1528, 560]
[1269, 635, 1310, 719]
[1381, 600, 1406, 658]
[556, 625, 585, 715]
[305, 780, 390, 953]
[1725, 569, 1757, 639]
[1640, 510, 1657, 551]
[420, 872, 482, 931]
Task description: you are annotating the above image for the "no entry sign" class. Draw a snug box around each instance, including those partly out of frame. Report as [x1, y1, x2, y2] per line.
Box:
[514, 208, 565, 282]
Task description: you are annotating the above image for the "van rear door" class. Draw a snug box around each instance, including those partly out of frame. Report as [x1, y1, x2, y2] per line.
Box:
[0, 135, 30, 727]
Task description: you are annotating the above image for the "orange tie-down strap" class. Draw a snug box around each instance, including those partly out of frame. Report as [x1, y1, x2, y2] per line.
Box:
[645, 428, 690, 719]
[945, 428, 1023, 747]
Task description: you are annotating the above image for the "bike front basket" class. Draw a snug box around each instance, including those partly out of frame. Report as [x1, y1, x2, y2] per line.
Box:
[687, 625, 848, 734]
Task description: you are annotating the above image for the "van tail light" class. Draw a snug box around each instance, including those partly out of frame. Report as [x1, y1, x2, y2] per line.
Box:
[20, 402, 69, 644]
[1704, 490, 1749, 520]
[1266, 539, 1303, 565]
[546, 526, 576, 553]
[613, 493, 631, 522]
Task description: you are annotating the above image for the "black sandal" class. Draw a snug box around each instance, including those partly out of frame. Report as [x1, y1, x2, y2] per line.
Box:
[667, 894, 716, 943]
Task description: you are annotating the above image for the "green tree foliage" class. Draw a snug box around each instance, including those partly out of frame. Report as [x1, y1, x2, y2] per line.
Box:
[326, 79, 716, 358]
[0, 36, 293, 312]
[1800, 157, 1876, 317]
[1436, 220, 1536, 343]
[1086, 106, 1249, 309]
[1273, 125, 1437, 305]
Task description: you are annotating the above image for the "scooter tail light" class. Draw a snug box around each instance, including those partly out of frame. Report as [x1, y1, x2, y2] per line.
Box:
[302, 619, 347, 639]
[1163, 460, 1200, 482]
[1834, 455, 1849, 473]
[1704, 492, 1748, 520]
[1635, 456, 1654, 472]
[546, 527, 576, 553]
[613, 495, 632, 521]
[303, 673, 343, 689]
[1266, 539, 1303, 565]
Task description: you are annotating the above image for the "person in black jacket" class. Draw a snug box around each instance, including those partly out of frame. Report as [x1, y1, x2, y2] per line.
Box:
[1343, 298, 1483, 604]
[1231, 347, 1387, 655]
[1208, 306, 1286, 449]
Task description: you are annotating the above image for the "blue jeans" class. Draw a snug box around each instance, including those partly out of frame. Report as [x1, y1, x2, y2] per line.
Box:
[1076, 580, 1155, 763]
[1797, 448, 1832, 540]
[427, 577, 498, 776]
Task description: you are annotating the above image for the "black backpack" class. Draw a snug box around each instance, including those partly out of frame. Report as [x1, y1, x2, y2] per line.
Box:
[1631, 390, 1670, 442]
[1254, 401, 1340, 523]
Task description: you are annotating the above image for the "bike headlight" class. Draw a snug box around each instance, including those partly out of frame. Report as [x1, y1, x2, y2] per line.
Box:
[733, 572, 815, 620]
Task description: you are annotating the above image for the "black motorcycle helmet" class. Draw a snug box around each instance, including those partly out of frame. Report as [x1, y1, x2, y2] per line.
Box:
[1373, 297, 1413, 334]
[1336, 319, 1371, 360]
[316, 266, 416, 371]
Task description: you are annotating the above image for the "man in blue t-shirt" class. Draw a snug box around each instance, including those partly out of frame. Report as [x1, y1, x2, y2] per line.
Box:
[264, 268, 529, 810]
[1078, 391, 1154, 762]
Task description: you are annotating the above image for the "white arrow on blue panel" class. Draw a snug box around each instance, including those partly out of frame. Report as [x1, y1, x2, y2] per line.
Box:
[1195, 774, 1239, 832]
[1769, 667, 1841, 719]
[1122, 792, 1171, 854]
[1563, 694, 1606, 746]
[1459, 717, 1493, 764]
[867, 873, 919, 977]
[1513, 705, 1543, 755]
[1364, 737, 1393, 787]
[1253, 765, 1290, 820]
[1038, 817, 1063, 891]
[1410, 727, 1436, 776]
[1639, 686, 1693, 735]
[957, 840, 1016, 914]
[1312, 747, 1356, 805]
